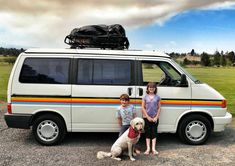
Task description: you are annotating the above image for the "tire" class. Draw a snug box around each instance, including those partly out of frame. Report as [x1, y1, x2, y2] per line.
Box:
[178, 114, 212, 145]
[32, 114, 66, 146]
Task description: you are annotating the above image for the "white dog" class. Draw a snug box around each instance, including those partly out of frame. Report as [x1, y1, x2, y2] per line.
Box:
[97, 117, 145, 161]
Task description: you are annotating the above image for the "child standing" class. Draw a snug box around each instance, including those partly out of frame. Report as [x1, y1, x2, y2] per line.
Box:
[117, 94, 137, 137]
[141, 82, 161, 155]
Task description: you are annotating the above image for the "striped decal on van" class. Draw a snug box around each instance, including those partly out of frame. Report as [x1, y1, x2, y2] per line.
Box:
[11, 97, 71, 106]
[161, 100, 224, 108]
[11, 96, 225, 108]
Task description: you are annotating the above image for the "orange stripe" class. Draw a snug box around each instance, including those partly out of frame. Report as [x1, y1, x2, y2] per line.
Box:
[11, 97, 223, 107]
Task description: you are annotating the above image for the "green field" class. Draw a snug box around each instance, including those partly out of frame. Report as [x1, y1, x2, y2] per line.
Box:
[0, 64, 234, 115]
[0, 63, 13, 101]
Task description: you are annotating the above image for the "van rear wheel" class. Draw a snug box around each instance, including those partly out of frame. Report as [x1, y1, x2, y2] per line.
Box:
[32, 114, 66, 145]
[178, 115, 211, 145]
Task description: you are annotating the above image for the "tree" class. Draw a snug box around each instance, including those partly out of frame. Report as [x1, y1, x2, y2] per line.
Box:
[4, 57, 16, 65]
[221, 51, 224, 56]
[190, 49, 195, 56]
[227, 51, 235, 64]
[213, 51, 221, 66]
[220, 55, 227, 66]
[201, 52, 210, 66]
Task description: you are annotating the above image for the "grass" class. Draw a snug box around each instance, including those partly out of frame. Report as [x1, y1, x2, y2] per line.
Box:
[0, 63, 13, 101]
[0, 64, 234, 115]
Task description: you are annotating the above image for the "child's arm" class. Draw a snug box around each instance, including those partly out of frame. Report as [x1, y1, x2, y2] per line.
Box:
[117, 117, 122, 127]
[132, 105, 137, 118]
[153, 100, 161, 122]
[116, 109, 122, 127]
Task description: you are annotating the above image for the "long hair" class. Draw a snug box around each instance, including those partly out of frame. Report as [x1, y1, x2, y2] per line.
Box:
[146, 82, 157, 94]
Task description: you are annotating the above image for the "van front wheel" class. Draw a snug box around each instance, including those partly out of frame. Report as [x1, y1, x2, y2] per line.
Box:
[32, 114, 66, 145]
[178, 115, 211, 145]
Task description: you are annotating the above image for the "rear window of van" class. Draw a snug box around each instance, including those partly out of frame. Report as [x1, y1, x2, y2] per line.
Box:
[19, 58, 70, 84]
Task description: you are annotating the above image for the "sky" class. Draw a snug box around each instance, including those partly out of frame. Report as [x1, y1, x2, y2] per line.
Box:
[0, 0, 235, 54]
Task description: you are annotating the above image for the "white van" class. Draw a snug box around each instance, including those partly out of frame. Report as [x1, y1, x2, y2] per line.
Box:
[5, 48, 232, 145]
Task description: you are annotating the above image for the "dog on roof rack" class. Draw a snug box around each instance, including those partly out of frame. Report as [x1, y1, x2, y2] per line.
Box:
[97, 117, 144, 161]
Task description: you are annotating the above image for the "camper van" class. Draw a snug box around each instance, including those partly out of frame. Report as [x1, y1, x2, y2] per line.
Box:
[5, 48, 232, 145]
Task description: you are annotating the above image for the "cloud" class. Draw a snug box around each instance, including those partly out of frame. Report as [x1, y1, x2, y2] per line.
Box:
[1, 0, 235, 48]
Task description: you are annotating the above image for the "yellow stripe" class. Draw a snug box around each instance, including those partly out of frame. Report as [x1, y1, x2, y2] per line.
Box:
[192, 101, 221, 105]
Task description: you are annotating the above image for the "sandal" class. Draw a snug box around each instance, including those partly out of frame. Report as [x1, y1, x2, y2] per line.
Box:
[144, 150, 150, 155]
[152, 150, 159, 155]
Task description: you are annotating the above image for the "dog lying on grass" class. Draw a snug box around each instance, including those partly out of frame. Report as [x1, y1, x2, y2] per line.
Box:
[97, 117, 145, 161]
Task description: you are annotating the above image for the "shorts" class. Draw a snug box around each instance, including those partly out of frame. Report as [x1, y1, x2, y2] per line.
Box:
[144, 118, 159, 139]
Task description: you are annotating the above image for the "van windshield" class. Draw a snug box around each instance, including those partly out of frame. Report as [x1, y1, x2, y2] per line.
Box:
[171, 60, 201, 83]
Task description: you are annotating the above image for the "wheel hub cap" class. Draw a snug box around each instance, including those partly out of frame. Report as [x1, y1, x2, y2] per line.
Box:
[41, 124, 55, 138]
[37, 120, 59, 142]
[186, 121, 206, 142]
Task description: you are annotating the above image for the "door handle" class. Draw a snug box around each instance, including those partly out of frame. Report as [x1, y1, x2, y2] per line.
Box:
[127, 87, 132, 96]
[139, 88, 143, 96]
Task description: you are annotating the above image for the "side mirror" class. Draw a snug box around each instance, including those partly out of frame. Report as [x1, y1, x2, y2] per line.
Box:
[179, 74, 188, 87]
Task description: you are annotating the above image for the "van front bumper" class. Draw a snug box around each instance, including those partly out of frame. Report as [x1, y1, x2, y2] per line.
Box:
[213, 112, 232, 132]
[4, 113, 32, 129]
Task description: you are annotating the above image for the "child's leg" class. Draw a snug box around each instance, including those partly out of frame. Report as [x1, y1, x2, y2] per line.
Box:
[152, 120, 159, 155]
[119, 125, 129, 137]
[151, 138, 158, 155]
[144, 138, 151, 154]
[151, 138, 157, 152]
[144, 118, 151, 154]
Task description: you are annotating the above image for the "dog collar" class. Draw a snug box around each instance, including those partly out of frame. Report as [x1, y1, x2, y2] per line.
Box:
[128, 126, 140, 139]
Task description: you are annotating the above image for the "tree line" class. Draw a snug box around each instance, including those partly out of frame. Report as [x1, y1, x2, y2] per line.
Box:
[168, 49, 235, 67]
[0, 47, 25, 64]
[0, 47, 25, 57]
[200, 51, 235, 67]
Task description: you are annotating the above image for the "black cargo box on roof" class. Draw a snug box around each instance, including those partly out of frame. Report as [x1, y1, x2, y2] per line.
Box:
[64, 24, 129, 50]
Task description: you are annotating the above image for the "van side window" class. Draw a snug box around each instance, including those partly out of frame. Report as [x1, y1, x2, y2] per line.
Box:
[19, 58, 70, 84]
[77, 59, 133, 85]
[141, 61, 181, 86]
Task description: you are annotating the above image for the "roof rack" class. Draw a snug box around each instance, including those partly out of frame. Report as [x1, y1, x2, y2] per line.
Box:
[64, 24, 129, 50]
